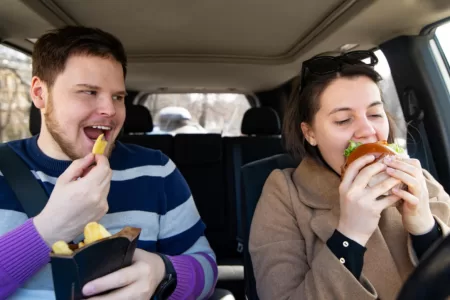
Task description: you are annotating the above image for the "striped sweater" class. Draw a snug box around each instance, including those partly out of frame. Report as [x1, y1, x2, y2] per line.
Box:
[0, 136, 218, 300]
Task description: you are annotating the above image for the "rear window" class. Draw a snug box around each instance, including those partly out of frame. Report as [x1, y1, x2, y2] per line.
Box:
[138, 93, 251, 136]
[0, 44, 32, 143]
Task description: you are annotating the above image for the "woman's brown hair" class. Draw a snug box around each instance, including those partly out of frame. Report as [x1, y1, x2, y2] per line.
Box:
[283, 64, 397, 163]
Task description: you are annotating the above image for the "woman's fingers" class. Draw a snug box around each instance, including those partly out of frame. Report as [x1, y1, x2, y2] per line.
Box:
[392, 187, 419, 208]
[352, 162, 388, 189]
[340, 155, 376, 191]
[375, 194, 402, 211]
[386, 167, 419, 195]
[367, 176, 402, 200]
[384, 157, 422, 178]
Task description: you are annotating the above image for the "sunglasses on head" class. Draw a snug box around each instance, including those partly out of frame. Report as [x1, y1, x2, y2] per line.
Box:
[299, 50, 379, 89]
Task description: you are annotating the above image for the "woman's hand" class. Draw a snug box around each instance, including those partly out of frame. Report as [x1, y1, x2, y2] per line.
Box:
[384, 156, 435, 235]
[338, 155, 402, 246]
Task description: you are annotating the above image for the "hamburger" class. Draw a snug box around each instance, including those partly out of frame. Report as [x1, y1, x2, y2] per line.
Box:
[341, 140, 407, 196]
[342, 140, 405, 175]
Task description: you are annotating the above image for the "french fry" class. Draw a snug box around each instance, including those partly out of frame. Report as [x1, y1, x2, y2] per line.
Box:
[84, 222, 112, 245]
[92, 133, 108, 155]
[98, 224, 112, 239]
[51, 222, 112, 255]
[52, 241, 73, 255]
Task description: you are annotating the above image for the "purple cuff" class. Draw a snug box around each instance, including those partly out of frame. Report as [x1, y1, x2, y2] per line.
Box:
[167, 255, 205, 300]
[0, 264, 20, 299]
[0, 218, 50, 298]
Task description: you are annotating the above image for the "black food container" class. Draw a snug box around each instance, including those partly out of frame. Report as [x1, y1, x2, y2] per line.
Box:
[50, 226, 141, 300]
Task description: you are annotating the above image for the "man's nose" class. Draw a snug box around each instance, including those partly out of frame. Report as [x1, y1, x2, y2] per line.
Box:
[97, 96, 116, 117]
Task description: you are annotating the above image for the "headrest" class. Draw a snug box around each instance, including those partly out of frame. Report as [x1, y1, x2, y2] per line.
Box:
[29, 103, 41, 136]
[123, 105, 153, 134]
[241, 107, 281, 135]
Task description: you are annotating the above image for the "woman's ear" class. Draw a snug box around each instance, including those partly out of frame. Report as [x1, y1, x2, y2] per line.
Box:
[30, 76, 47, 109]
[301, 122, 317, 146]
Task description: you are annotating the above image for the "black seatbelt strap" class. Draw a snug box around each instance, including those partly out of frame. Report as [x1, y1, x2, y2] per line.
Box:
[232, 144, 244, 254]
[0, 143, 48, 218]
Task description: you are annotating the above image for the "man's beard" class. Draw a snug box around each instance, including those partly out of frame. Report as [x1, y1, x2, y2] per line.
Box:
[43, 94, 114, 160]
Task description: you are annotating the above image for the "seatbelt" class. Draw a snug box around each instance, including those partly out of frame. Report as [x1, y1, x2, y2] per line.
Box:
[0, 143, 49, 218]
[232, 144, 244, 254]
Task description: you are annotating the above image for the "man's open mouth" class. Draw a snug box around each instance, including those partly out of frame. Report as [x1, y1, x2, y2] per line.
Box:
[83, 125, 113, 142]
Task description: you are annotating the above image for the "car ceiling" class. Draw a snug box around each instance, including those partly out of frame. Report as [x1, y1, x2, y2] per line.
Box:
[1, 0, 449, 93]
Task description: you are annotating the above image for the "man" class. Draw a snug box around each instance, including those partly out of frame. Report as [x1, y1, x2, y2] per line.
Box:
[0, 26, 218, 299]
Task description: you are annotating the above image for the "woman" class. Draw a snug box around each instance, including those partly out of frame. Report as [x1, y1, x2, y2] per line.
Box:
[248, 51, 450, 300]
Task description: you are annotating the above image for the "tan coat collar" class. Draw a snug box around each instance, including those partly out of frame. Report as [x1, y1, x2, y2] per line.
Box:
[292, 156, 342, 244]
[293, 155, 341, 210]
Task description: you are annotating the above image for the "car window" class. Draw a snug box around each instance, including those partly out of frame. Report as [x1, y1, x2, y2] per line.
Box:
[0, 44, 32, 143]
[138, 93, 251, 136]
[373, 49, 407, 148]
[436, 21, 450, 67]
[434, 21, 450, 96]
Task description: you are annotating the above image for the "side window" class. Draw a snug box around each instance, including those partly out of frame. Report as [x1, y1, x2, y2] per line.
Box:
[373, 49, 407, 148]
[435, 22, 450, 67]
[434, 21, 450, 95]
[138, 93, 251, 136]
[0, 44, 32, 143]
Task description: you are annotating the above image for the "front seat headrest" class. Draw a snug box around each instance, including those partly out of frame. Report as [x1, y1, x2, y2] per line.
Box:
[123, 105, 153, 134]
[241, 107, 281, 135]
[29, 103, 41, 136]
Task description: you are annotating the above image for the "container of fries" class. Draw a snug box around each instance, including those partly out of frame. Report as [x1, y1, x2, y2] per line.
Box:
[50, 224, 141, 300]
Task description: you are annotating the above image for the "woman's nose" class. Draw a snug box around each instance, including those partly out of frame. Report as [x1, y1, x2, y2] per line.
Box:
[354, 117, 376, 139]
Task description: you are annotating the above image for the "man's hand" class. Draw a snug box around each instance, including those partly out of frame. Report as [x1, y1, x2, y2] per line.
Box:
[82, 249, 166, 300]
[34, 153, 112, 246]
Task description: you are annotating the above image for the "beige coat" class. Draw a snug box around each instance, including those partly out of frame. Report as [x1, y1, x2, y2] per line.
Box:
[249, 156, 450, 300]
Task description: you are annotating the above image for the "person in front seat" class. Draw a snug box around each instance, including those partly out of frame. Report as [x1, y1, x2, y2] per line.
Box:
[0, 26, 217, 300]
[249, 51, 450, 300]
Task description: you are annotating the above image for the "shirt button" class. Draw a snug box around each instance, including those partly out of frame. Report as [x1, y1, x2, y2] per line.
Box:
[340, 258, 346, 264]
[343, 241, 349, 247]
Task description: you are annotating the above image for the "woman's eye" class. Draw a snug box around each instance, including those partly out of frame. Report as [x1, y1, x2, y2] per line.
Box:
[335, 119, 350, 125]
[370, 114, 383, 118]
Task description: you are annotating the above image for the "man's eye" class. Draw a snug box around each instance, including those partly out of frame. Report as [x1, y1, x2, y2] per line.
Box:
[113, 95, 124, 101]
[82, 90, 97, 96]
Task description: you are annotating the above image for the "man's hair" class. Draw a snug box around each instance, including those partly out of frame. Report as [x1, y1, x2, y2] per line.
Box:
[32, 26, 127, 87]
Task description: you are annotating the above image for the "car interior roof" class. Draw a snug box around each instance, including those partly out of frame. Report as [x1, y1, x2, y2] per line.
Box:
[1, 0, 450, 93]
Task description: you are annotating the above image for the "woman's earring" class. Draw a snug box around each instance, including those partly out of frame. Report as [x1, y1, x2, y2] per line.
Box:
[307, 139, 317, 146]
